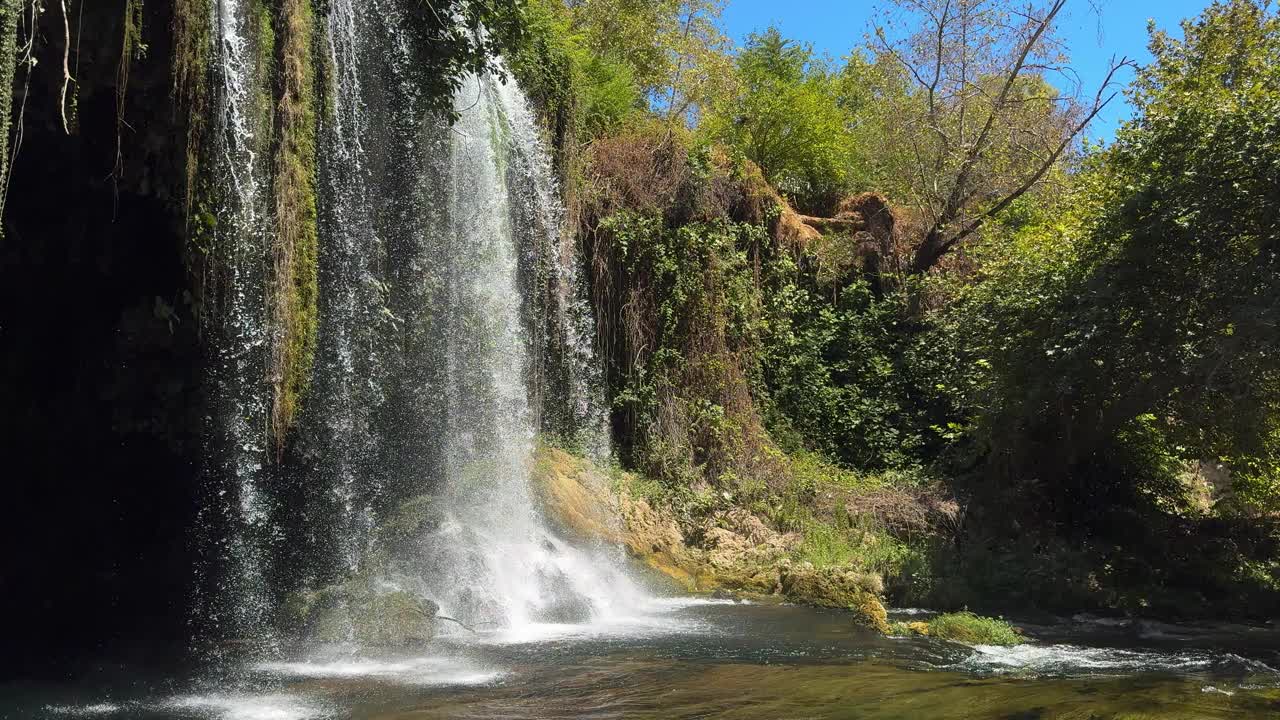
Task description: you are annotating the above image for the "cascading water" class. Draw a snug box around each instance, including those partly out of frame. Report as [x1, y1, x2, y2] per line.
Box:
[195, 0, 644, 653]
[498, 74, 613, 462]
[193, 0, 275, 649]
[408, 73, 643, 630]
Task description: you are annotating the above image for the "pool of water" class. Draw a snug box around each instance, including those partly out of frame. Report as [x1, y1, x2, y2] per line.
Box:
[16, 599, 1280, 719]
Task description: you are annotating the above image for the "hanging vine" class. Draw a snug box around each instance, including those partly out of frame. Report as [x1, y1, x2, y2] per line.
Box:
[0, 0, 39, 230]
[111, 0, 144, 183]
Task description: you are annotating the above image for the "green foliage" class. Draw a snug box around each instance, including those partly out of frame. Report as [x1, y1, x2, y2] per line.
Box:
[794, 518, 923, 581]
[701, 28, 859, 211]
[758, 266, 935, 470]
[400, 0, 527, 120]
[512, 0, 734, 140]
[959, 0, 1280, 513]
[893, 0, 1280, 617]
[926, 612, 1023, 646]
[510, 0, 644, 140]
[269, 0, 320, 452]
[601, 207, 771, 481]
[0, 0, 22, 234]
[567, 0, 1280, 621]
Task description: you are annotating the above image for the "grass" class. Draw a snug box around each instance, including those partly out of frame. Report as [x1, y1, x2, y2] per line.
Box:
[269, 0, 319, 453]
[925, 611, 1023, 646]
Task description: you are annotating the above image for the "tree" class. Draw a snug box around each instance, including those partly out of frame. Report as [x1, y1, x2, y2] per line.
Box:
[702, 27, 856, 211]
[871, 0, 1131, 274]
[965, 0, 1280, 513]
[657, 0, 735, 127]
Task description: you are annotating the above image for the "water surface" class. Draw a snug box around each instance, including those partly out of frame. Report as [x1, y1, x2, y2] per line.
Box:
[23, 600, 1280, 719]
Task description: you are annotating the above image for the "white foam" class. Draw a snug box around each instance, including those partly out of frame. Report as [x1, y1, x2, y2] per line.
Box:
[43, 704, 124, 716]
[448, 594, 733, 646]
[956, 643, 1217, 675]
[255, 656, 504, 686]
[162, 693, 328, 720]
[643, 596, 741, 609]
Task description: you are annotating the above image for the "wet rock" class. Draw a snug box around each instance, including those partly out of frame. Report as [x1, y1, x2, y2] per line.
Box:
[376, 494, 443, 553]
[452, 586, 505, 628]
[352, 591, 438, 647]
[285, 578, 438, 647]
[531, 567, 595, 623]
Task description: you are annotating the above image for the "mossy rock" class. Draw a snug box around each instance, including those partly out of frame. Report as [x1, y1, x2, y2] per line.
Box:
[376, 494, 441, 549]
[530, 445, 623, 543]
[285, 576, 439, 647]
[851, 592, 891, 635]
[887, 620, 931, 637]
[352, 590, 438, 647]
[779, 562, 880, 607]
[778, 561, 889, 633]
[926, 611, 1023, 646]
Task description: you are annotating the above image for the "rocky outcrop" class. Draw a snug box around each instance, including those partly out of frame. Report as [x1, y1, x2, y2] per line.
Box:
[530, 444, 892, 632]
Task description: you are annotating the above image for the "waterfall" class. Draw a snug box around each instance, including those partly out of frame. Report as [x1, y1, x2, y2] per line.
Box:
[496, 76, 613, 462]
[415, 73, 641, 629]
[193, 0, 275, 649]
[196, 0, 643, 650]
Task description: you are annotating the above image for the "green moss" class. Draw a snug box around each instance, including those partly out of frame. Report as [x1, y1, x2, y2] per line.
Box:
[249, 0, 276, 156]
[172, 0, 229, 330]
[0, 0, 19, 234]
[887, 620, 931, 637]
[269, 0, 320, 453]
[851, 592, 890, 634]
[376, 495, 440, 546]
[926, 612, 1023, 646]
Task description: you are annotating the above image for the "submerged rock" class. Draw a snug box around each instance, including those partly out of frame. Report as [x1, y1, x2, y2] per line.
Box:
[532, 566, 595, 623]
[284, 494, 447, 647]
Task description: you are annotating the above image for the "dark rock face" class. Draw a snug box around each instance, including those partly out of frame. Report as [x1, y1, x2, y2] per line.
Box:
[0, 2, 202, 678]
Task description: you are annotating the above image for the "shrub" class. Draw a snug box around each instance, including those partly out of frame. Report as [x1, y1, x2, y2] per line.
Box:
[926, 611, 1023, 646]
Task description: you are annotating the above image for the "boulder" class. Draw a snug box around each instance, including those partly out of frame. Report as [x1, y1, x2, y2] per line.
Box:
[285, 577, 438, 647]
[352, 590, 438, 647]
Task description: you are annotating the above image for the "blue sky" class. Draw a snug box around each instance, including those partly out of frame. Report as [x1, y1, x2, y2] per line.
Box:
[719, 0, 1213, 140]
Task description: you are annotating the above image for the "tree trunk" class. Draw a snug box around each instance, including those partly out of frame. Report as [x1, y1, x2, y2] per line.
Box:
[910, 228, 949, 274]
